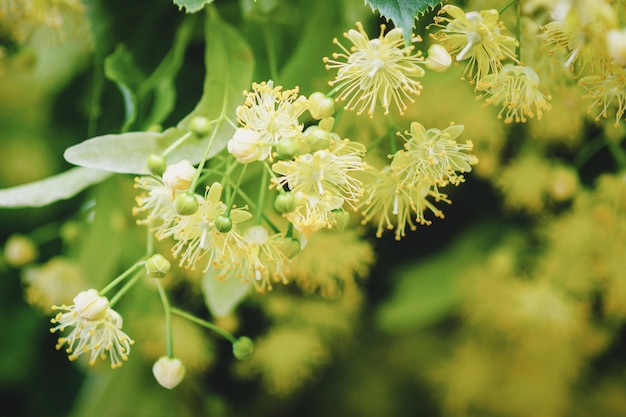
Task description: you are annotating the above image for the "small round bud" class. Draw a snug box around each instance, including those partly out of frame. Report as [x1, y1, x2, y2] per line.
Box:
[227, 128, 263, 164]
[175, 193, 199, 216]
[4, 234, 38, 267]
[214, 214, 233, 233]
[280, 236, 301, 259]
[308, 92, 335, 119]
[190, 116, 212, 136]
[147, 154, 167, 176]
[273, 192, 297, 214]
[147, 124, 163, 133]
[73, 289, 109, 321]
[331, 210, 351, 231]
[162, 159, 196, 191]
[232, 336, 254, 360]
[152, 356, 186, 389]
[244, 225, 269, 245]
[304, 125, 331, 151]
[145, 254, 171, 279]
[275, 137, 300, 160]
[549, 166, 579, 202]
[425, 44, 452, 73]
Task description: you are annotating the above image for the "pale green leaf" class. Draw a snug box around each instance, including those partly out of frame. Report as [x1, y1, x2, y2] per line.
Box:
[172, 0, 214, 14]
[0, 167, 110, 208]
[202, 269, 252, 317]
[365, 0, 442, 44]
[104, 44, 144, 132]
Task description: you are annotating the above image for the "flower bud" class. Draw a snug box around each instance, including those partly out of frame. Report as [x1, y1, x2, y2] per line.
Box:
[331, 210, 351, 231]
[273, 192, 297, 214]
[152, 356, 186, 389]
[190, 116, 212, 136]
[227, 128, 263, 164]
[607, 29, 626, 66]
[549, 166, 579, 202]
[425, 44, 452, 73]
[308, 92, 335, 119]
[232, 336, 254, 360]
[244, 225, 269, 245]
[73, 289, 109, 321]
[147, 154, 167, 176]
[162, 160, 196, 191]
[145, 254, 171, 279]
[304, 125, 331, 151]
[214, 214, 233, 233]
[275, 137, 300, 160]
[280, 236, 301, 259]
[175, 193, 199, 216]
[4, 234, 38, 267]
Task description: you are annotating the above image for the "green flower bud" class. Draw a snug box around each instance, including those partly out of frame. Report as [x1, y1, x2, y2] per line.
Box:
[308, 92, 335, 119]
[147, 154, 167, 176]
[232, 336, 254, 360]
[190, 116, 212, 136]
[145, 254, 171, 279]
[175, 193, 199, 216]
[304, 125, 331, 151]
[331, 210, 351, 231]
[214, 214, 233, 233]
[273, 192, 297, 214]
[280, 236, 301, 259]
[275, 137, 300, 160]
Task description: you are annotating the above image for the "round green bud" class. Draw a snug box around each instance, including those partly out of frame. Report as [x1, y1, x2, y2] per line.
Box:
[175, 193, 199, 216]
[304, 125, 331, 151]
[273, 192, 297, 214]
[190, 116, 212, 136]
[214, 214, 233, 233]
[145, 254, 171, 279]
[232, 336, 254, 360]
[308, 92, 335, 120]
[280, 236, 301, 259]
[147, 154, 167, 176]
[331, 210, 351, 231]
[3, 234, 38, 267]
[275, 137, 300, 160]
[147, 124, 163, 133]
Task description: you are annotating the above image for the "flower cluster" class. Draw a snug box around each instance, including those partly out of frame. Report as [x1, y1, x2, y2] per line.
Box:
[50, 289, 133, 369]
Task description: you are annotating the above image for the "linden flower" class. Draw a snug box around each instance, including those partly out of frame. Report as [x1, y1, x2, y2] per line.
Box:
[236, 80, 308, 160]
[161, 183, 251, 272]
[579, 68, 626, 126]
[391, 122, 478, 188]
[476, 64, 553, 123]
[133, 176, 179, 237]
[242, 225, 291, 292]
[431, 5, 518, 83]
[324, 22, 425, 116]
[50, 289, 133, 369]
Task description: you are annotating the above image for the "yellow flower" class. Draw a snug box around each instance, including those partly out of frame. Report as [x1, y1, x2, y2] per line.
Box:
[579, 67, 626, 126]
[430, 5, 517, 83]
[476, 64, 552, 123]
[324, 22, 425, 116]
[241, 225, 291, 292]
[236, 81, 308, 160]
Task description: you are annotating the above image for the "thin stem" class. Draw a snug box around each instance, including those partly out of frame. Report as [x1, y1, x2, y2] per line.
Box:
[608, 139, 626, 169]
[171, 307, 237, 344]
[189, 124, 221, 192]
[109, 270, 143, 307]
[498, 0, 517, 14]
[255, 167, 269, 224]
[263, 23, 279, 81]
[146, 228, 155, 257]
[162, 131, 193, 158]
[516, 0, 521, 62]
[155, 280, 174, 358]
[225, 164, 248, 216]
[99, 260, 145, 296]
[225, 181, 280, 233]
[573, 135, 605, 168]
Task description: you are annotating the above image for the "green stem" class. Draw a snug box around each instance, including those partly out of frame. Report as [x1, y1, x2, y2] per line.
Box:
[162, 131, 193, 158]
[99, 260, 145, 296]
[608, 140, 626, 170]
[225, 164, 248, 216]
[146, 228, 155, 257]
[171, 307, 237, 344]
[516, 0, 521, 62]
[498, 0, 517, 14]
[155, 280, 174, 358]
[263, 23, 279, 81]
[109, 270, 143, 307]
[226, 182, 280, 233]
[255, 167, 269, 224]
[189, 124, 221, 192]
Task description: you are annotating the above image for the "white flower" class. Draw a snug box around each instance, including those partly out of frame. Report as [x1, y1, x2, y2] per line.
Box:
[162, 159, 196, 191]
[425, 44, 452, 72]
[228, 128, 264, 163]
[153, 356, 186, 389]
[50, 289, 134, 369]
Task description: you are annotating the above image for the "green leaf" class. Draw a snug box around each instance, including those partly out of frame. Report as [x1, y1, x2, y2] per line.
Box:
[364, 0, 442, 44]
[202, 269, 252, 317]
[172, 0, 214, 14]
[0, 167, 110, 208]
[104, 44, 145, 132]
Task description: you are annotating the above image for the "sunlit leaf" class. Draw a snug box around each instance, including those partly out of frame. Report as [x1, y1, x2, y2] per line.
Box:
[365, 0, 442, 44]
[104, 44, 144, 132]
[202, 269, 251, 317]
[172, 0, 214, 14]
[0, 167, 110, 208]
